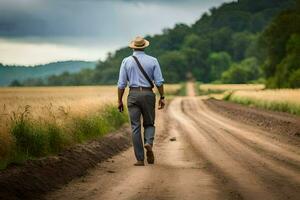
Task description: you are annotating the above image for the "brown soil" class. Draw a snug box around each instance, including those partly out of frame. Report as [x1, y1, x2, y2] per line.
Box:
[204, 98, 300, 139]
[45, 87, 300, 200]
[0, 126, 131, 200]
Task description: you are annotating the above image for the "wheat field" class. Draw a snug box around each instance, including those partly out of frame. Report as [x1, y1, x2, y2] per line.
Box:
[0, 84, 180, 120]
[227, 89, 300, 115]
[0, 84, 181, 167]
[0, 84, 180, 130]
[0, 86, 120, 164]
[200, 84, 265, 91]
[198, 84, 300, 115]
[0, 86, 119, 120]
[231, 89, 300, 105]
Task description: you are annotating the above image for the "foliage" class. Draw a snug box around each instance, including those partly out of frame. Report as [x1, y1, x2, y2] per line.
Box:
[221, 57, 261, 84]
[178, 83, 187, 96]
[261, 0, 300, 88]
[207, 52, 232, 80]
[289, 69, 300, 88]
[158, 51, 187, 83]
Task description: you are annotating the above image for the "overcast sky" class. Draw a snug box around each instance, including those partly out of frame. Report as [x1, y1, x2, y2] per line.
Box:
[0, 0, 232, 65]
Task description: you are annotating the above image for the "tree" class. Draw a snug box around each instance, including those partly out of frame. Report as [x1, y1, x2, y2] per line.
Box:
[210, 27, 233, 52]
[289, 69, 300, 88]
[232, 32, 256, 61]
[207, 52, 232, 81]
[159, 51, 187, 83]
[273, 34, 300, 88]
[221, 57, 261, 83]
[261, 2, 300, 88]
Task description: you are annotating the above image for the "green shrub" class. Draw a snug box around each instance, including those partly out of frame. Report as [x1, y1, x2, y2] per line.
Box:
[11, 119, 49, 157]
[47, 124, 65, 153]
[72, 105, 128, 142]
[223, 91, 234, 101]
[178, 83, 187, 96]
[289, 69, 300, 88]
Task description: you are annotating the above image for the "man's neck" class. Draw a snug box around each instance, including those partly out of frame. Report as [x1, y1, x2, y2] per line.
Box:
[133, 50, 145, 55]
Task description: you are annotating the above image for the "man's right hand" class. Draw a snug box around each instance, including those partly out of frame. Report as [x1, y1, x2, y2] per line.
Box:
[118, 101, 124, 112]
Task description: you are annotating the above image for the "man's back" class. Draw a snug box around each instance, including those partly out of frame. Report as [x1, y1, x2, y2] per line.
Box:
[117, 51, 164, 89]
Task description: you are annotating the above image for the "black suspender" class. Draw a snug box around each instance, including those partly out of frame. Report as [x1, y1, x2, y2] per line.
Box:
[132, 55, 154, 88]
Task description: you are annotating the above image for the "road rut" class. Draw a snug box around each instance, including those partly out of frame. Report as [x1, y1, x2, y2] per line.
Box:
[46, 85, 300, 200]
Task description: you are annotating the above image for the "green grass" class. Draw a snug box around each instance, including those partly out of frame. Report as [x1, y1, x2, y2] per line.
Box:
[224, 93, 300, 116]
[0, 105, 128, 169]
[223, 91, 233, 101]
[178, 83, 187, 96]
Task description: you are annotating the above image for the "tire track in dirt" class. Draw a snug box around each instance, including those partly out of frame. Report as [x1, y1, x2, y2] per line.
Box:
[169, 98, 277, 200]
[201, 100, 300, 157]
[185, 99, 300, 173]
[179, 98, 300, 199]
[197, 104, 300, 180]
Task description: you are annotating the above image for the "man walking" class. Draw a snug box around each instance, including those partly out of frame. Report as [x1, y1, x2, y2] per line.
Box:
[117, 36, 165, 166]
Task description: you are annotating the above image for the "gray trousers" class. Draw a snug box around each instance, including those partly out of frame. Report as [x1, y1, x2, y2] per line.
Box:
[127, 90, 156, 161]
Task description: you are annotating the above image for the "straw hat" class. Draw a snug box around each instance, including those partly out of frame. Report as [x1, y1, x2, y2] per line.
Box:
[129, 36, 150, 49]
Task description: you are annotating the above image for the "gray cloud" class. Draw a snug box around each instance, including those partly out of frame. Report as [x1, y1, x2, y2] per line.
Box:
[0, 0, 231, 38]
[0, 0, 232, 64]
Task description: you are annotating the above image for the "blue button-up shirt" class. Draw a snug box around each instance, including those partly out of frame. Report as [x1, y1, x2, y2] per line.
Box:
[117, 51, 164, 89]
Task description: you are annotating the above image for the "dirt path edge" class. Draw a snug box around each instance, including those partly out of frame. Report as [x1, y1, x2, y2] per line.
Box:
[204, 98, 300, 138]
[0, 125, 132, 200]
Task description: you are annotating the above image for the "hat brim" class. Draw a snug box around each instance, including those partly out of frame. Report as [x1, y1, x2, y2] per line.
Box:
[129, 39, 150, 49]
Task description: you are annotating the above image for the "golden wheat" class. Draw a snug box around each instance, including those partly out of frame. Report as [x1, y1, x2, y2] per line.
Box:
[0, 86, 119, 119]
[0, 84, 178, 167]
[231, 89, 300, 105]
[0, 84, 177, 128]
[163, 84, 181, 95]
[200, 84, 265, 91]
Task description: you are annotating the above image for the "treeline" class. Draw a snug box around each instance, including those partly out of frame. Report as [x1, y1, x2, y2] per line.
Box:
[261, 1, 300, 88]
[13, 69, 95, 86]
[15, 0, 299, 88]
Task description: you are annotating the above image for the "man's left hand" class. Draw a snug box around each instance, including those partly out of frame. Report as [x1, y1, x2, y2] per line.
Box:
[118, 101, 124, 112]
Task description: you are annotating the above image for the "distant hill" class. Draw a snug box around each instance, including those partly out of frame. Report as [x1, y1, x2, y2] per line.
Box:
[0, 61, 96, 86]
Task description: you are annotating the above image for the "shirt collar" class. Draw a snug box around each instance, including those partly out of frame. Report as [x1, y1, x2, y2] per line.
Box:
[133, 51, 145, 56]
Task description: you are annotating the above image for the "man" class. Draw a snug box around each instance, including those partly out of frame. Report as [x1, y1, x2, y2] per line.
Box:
[117, 36, 165, 166]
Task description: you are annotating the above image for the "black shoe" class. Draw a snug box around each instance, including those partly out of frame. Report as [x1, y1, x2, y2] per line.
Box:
[144, 144, 154, 164]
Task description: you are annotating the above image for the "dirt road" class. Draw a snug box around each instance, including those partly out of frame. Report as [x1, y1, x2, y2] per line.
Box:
[46, 83, 300, 200]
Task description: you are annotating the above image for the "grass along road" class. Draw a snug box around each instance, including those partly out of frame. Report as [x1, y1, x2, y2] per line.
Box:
[0, 84, 182, 169]
[46, 83, 300, 200]
[225, 89, 300, 116]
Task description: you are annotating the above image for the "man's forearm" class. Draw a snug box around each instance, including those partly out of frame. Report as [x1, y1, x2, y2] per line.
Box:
[157, 85, 164, 98]
[118, 88, 125, 102]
